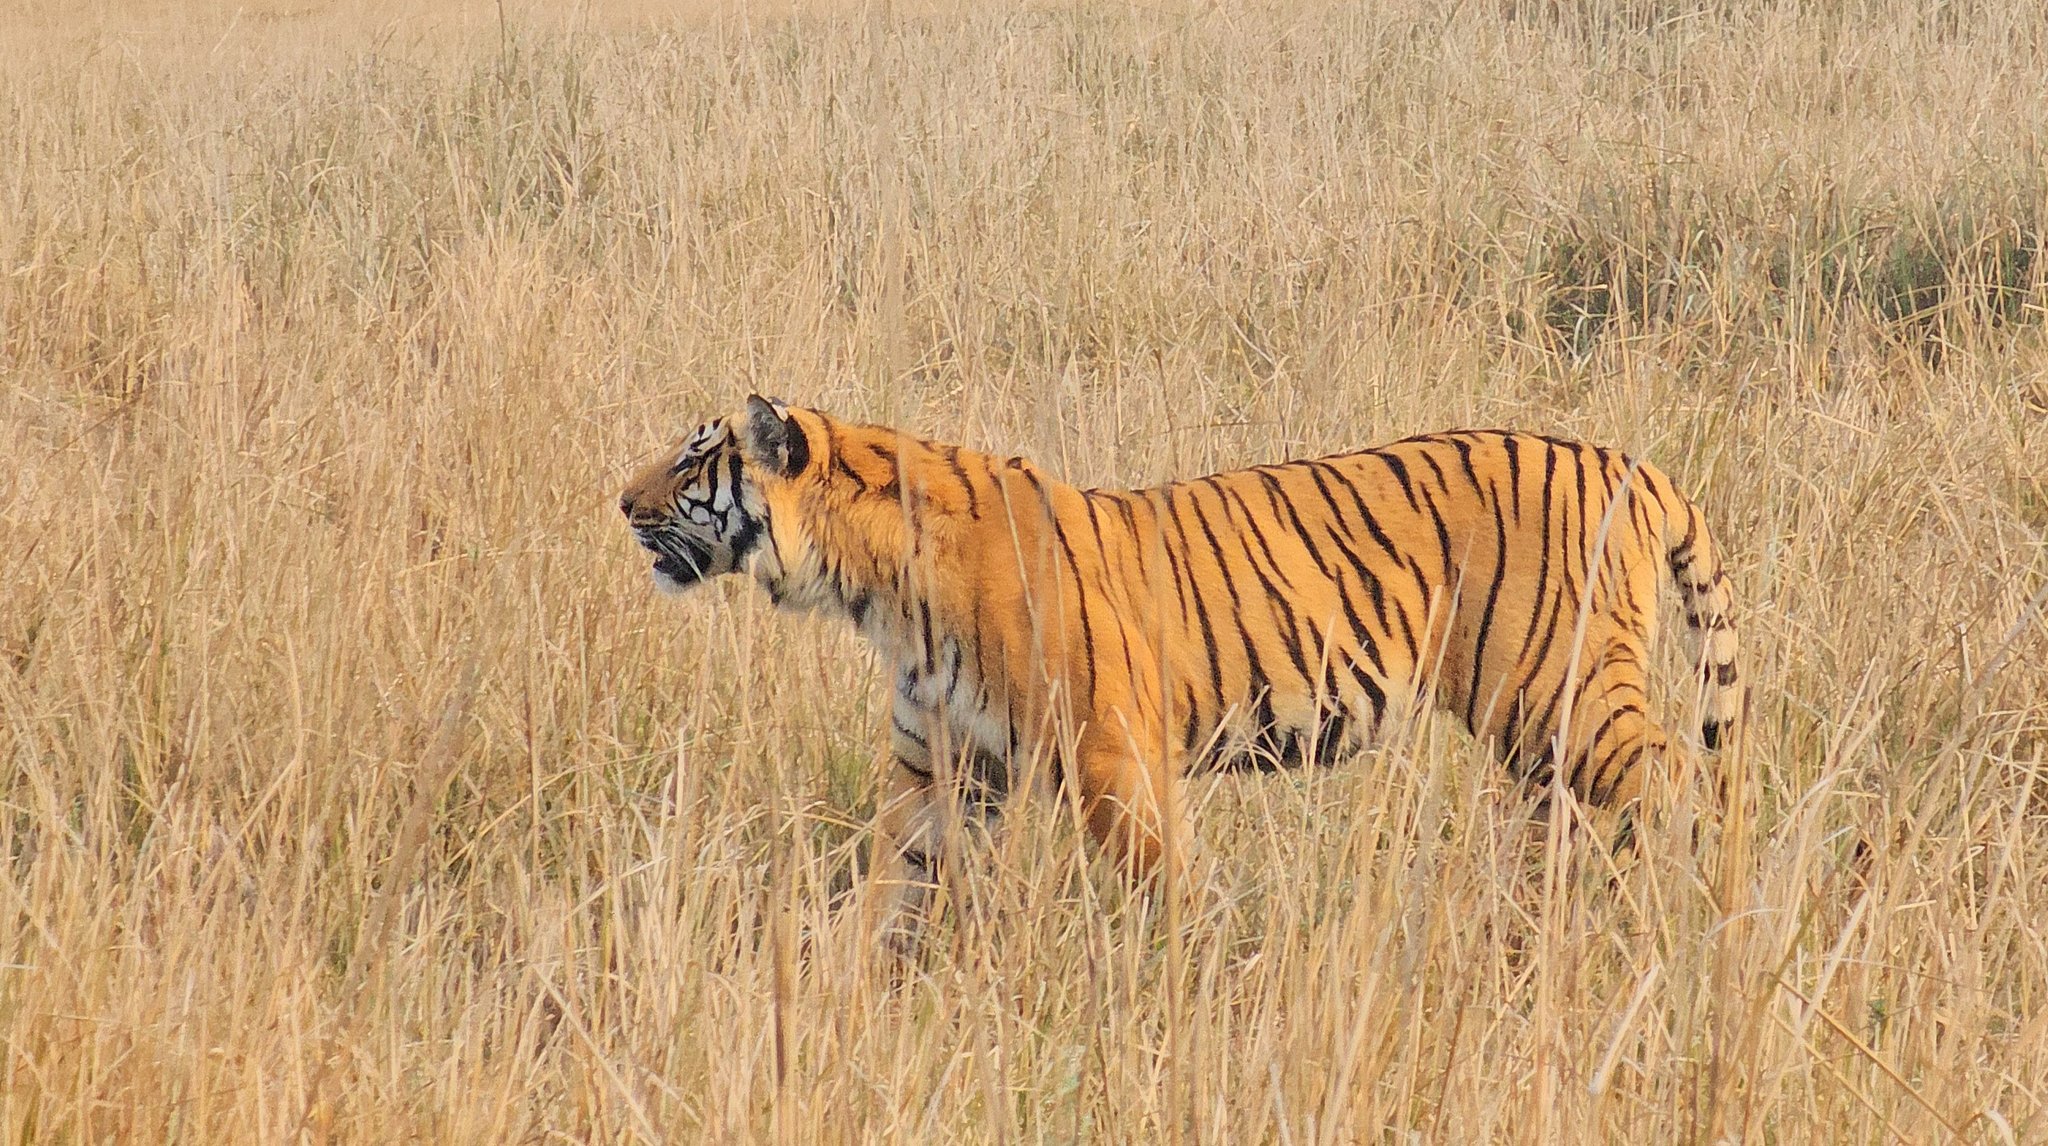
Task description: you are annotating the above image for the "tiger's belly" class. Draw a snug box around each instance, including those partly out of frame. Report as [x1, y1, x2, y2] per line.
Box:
[1204, 705, 1371, 772]
[1170, 673, 1396, 773]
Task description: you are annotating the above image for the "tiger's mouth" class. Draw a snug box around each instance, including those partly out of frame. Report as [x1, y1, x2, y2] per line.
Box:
[635, 529, 715, 591]
[652, 551, 705, 587]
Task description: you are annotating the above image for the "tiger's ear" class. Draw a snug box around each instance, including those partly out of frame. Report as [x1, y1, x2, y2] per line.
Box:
[743, 394, 809, 478]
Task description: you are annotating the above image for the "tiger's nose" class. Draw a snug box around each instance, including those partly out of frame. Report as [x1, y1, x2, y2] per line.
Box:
[618, 494, 634, 520]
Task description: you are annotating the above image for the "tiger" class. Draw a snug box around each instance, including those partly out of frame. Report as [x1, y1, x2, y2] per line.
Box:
[619, 396, 1743, 951]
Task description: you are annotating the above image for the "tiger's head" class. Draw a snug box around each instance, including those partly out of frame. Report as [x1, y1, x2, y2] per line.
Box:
[617, 394, 811, 595]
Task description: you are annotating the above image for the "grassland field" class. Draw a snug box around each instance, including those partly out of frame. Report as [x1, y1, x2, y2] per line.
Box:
[2, 0, 2046, 1141]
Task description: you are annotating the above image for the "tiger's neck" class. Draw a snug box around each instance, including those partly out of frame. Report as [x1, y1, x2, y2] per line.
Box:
[750, 421, 1065, 722]
[753, 484, 951, 646]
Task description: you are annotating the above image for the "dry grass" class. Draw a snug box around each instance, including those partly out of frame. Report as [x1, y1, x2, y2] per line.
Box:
[3, 0, 2047, 1141]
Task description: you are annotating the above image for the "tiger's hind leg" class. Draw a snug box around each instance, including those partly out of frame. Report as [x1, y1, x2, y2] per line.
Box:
[1510, 719, 1663, 882]
[1570, 704, 1667, 812]
[1556, 632, 1667, 811]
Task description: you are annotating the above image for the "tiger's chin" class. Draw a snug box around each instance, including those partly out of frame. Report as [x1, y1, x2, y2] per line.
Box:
[650, 554, 707, 595]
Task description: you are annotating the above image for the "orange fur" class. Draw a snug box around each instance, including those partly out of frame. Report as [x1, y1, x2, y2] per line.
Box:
[620, 397, 1743, 950]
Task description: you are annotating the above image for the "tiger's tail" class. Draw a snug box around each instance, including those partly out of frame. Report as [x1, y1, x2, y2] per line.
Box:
[1666, 491, 1743, 750]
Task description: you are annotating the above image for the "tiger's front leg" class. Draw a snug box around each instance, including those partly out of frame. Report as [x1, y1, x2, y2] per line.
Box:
[874, 754, 942, 960]
[872, 675, 1009, 959]
[1072, 720, 1192, 889]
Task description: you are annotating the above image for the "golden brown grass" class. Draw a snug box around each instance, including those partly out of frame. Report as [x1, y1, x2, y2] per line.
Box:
[3, 1, 2046, 1141]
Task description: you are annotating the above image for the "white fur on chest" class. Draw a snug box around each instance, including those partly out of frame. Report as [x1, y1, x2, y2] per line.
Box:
[885, 627, 1012, 762]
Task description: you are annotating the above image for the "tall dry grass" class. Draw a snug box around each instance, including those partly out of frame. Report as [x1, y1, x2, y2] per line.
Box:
[2, 0, 2046, 1141]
